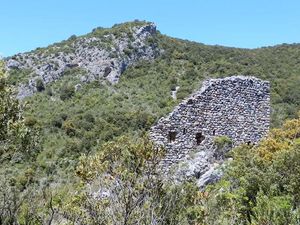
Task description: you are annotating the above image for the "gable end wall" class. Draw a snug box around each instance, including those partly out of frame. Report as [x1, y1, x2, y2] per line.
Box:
[150, 76, 270, 169]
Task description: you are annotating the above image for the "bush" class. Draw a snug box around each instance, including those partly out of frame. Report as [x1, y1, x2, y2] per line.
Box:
[63, 139, 81, 157]
[60, 85, 75, 100]
[77, 120, 93, 131]
[51, 117, 63, 128]
[123, 48, 132, 56]
[62, 120, 76, 136]
[170, 84, 177, 91]
[60, 113, 68, 121]
[45, 87, 53, 96]
[24, 117, 38, 127]
[214, 135, 232, 149]
[184, 69, 198, 80]
[83, 113, 95, 123]
[200, 116, 300, 224]
[36, 78, 45, 92]
[68, 35, 77, 41]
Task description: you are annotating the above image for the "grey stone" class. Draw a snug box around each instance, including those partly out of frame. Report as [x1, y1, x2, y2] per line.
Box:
[6, 59, 21, 69]
[5, 23, 161, 99]
[150, 76, 270, 187]
[74, 84, 82, 91]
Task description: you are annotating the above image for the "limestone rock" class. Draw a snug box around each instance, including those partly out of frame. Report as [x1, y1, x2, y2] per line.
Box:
[5, 22, 161, 99]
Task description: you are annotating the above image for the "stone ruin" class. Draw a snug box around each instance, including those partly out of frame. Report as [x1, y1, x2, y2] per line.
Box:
[150, 76, 270, 177]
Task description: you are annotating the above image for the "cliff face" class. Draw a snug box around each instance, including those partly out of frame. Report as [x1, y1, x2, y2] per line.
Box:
[5, 22, 160, 99]
[150, 76, 270, 186]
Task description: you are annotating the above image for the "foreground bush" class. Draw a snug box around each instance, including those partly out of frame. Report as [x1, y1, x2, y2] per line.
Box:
[63, 136, 202, 225]
[195, 114, 300, 224]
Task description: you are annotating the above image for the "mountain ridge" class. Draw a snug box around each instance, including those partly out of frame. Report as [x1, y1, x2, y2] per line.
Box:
[5, 21, 160, 98]
[5, 20, 300, 100]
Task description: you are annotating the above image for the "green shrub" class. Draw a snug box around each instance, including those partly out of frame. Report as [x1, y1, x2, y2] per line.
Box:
[214, 135, 232, 149]
[45, 87, 53, 96]
[60, 113, 68, 121]
[68, 35, 77, 41]
[83, 113, 95, 123]
[63, 139, 81, 156]
[24, 116, 38, 127]
[51, 117, 63, 128]
[36, 78, 45, 92]
[62, 120, 76, 136]
[77, 120, 93, 131]
[123, 48, 132, 56]
[60, 85, 75, 100]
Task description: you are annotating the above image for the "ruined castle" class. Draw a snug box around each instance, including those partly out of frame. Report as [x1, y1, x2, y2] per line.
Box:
[150, 76, 270, 171]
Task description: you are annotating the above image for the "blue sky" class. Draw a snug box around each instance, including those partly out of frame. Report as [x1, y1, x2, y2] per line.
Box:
[0, 0, 299, 56]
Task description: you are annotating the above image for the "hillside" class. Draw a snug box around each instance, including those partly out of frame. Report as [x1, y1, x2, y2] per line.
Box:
[2, 20, 300, 224]
[4, 19, 300, 185]
[6, 21, 160, 98]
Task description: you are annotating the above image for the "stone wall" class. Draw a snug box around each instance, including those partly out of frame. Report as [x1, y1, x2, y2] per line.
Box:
[150, 76, 270, 171]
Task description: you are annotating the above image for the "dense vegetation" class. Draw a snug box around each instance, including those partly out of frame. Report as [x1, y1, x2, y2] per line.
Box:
[2, 21, 300, 224]
[18, 33, 300, 184]
[194, 116, 300, 224]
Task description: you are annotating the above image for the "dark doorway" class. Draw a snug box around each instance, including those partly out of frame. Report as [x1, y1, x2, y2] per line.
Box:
[169, 132, 177, 143]
[196, 133, 205, 145]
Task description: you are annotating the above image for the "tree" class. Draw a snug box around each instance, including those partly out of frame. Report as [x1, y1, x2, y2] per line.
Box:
[36, 78, 45, 92]
[0, 61, 65, 224]
[0, 61, 39, 159]
[62, 136, 200, 225]
[60, 84, 75, 100]
[0, 61, 51, 224]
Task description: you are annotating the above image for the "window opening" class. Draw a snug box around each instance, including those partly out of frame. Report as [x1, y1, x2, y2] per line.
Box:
[196, 133, 205, 145]
[169, 132, 177, 143]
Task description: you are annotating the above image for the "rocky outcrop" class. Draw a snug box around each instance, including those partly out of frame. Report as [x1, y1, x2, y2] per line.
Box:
[5, 22, 160, 99]
[150, 76, 270, 187]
